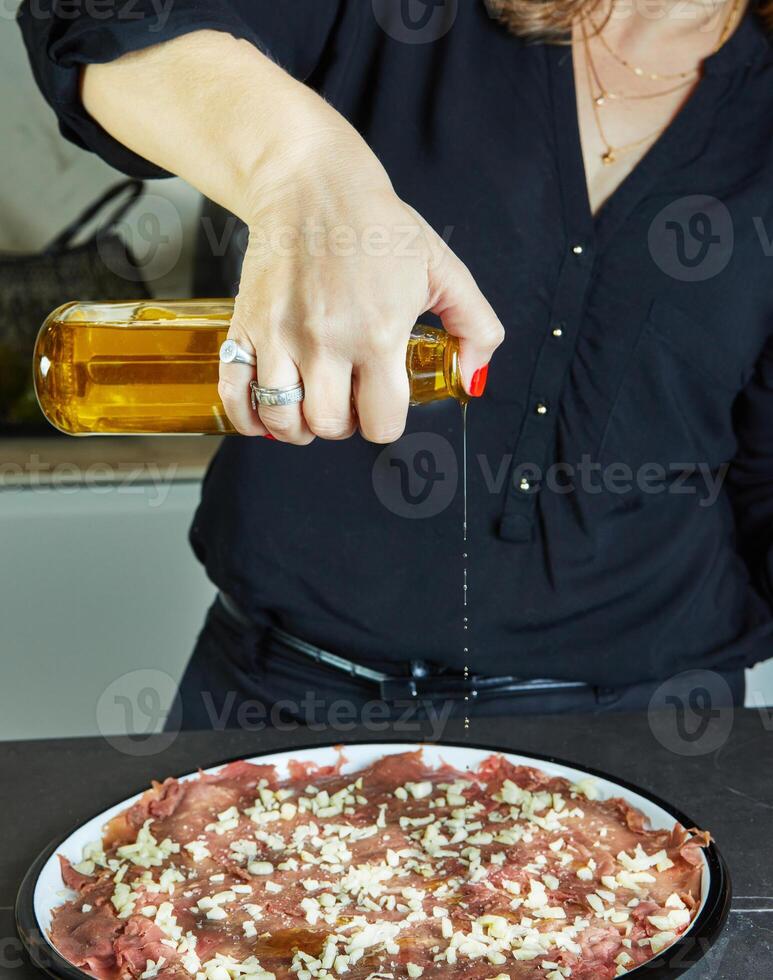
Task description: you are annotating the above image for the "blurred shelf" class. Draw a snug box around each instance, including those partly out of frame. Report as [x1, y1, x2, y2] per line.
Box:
[0, 435, 222, 488]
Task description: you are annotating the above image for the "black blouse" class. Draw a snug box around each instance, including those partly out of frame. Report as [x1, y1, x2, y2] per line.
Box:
[19, 0, 773, 685]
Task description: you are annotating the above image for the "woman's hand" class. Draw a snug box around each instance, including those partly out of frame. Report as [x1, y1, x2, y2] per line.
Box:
[83, 30, 504, 443]
[224, 138, 504, 443]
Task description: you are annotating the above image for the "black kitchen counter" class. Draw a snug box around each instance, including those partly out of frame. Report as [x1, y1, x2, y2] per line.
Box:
[2, 710, 772, 979]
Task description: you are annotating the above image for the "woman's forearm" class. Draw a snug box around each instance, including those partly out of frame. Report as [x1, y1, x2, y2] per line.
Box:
[81, 29, 384, 222]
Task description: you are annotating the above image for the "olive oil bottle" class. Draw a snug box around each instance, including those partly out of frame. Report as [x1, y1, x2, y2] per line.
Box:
[33, 300, 467, 436]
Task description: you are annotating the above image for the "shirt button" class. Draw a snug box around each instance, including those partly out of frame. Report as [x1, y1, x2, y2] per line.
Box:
[536, 403, 548, 416]
[519, 478, 531, 492]
[552, 326, 563, 337]
[572, 244, 584, 255]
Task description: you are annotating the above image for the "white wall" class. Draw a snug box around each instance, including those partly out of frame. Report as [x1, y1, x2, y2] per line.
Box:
[0, 480, 216, 740]
[747, 659, 773, 708]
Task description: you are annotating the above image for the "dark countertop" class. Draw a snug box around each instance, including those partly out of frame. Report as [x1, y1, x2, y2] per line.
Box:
[2, 711, 772, 979]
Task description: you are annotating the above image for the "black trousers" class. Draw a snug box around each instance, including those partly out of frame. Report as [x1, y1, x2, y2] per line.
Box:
[171, 597, 746, 733]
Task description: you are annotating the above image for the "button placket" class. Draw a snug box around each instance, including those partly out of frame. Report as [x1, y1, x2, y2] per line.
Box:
[497, 48, 597, 544]
[498, 246, 594, 543]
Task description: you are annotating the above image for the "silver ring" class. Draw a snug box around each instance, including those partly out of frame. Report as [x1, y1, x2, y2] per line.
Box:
[219, 340, 257, 366]
[250, 380, 305, 409]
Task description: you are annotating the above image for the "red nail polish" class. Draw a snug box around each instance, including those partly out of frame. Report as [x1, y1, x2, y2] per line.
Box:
[264, 433, 276, 441]
[469, 364, 489, 397]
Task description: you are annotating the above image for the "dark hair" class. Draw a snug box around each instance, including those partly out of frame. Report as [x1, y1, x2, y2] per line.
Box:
[485, 0, 771, 39]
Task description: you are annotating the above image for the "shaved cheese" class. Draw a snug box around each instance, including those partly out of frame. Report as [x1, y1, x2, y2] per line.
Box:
[54, 754, 704, 980]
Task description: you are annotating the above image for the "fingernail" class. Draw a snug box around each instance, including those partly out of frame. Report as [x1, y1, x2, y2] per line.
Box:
[264, 434, 276, 441]
[469, 364, 489, 397]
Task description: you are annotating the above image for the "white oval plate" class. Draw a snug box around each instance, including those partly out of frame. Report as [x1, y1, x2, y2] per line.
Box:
[19, 741, 731, 980]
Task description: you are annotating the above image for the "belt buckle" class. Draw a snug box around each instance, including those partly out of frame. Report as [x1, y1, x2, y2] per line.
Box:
[379, 677, 420, 701]
[379, 674, 475, 702]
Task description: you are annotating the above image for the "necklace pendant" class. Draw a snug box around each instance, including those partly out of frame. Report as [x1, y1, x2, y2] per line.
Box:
[602, 149, 616, 166]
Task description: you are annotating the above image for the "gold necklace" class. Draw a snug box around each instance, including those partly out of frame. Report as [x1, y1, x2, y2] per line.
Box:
[586, 53, 695, 105]
[582, 0, 743, 166]
[590, 0, 743, 82]
[582, 20, 666, 165]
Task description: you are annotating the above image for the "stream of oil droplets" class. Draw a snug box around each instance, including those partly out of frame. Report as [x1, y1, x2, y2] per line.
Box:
[462, 402, 470, 730]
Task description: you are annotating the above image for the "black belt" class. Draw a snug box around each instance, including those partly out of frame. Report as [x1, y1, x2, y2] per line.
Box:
[219, 592, 597, 704]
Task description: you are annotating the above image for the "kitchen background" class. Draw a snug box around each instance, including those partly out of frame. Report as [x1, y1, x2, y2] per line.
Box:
[1, 8, 218, 741]
[2, 8, 772, 740]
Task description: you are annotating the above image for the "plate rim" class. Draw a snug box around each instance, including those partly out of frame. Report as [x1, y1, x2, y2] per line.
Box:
[15, 737, 732, 980]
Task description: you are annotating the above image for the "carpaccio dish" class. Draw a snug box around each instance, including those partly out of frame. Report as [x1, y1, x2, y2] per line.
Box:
[50, 751, 710, 980]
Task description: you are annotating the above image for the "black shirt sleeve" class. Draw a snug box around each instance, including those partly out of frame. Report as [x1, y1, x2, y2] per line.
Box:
[728, 335, 773, 609]
[17, 0, 344, 179]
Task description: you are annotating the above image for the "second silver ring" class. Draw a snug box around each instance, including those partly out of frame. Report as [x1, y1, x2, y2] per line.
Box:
[250, 380, 305, 409]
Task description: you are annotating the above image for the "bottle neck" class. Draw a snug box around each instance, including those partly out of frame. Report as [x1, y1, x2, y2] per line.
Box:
[445, 337, 469, 403]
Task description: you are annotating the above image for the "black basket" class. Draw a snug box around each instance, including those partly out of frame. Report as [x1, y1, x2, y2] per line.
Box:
[0, 179, 150, 435]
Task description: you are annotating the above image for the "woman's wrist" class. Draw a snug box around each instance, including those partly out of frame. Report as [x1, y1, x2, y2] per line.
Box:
[232, 81, 392, 228]
[236, 118, 384, 224]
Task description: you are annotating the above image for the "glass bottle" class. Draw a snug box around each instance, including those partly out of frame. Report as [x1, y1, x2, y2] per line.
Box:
[33, 300, 467, 436]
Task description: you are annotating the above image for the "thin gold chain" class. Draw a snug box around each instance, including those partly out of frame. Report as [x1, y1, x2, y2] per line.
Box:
[582, 0, 744, 165]
[582, 19, 666, 164]
[585, 48, 695, 104]
[593, 27, 699, 81]
[589, 0, 743, 81]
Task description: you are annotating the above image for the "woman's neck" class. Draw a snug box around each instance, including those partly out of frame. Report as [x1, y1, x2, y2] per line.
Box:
[573, 0, 748, 214]
[590, 0, 747, 78]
